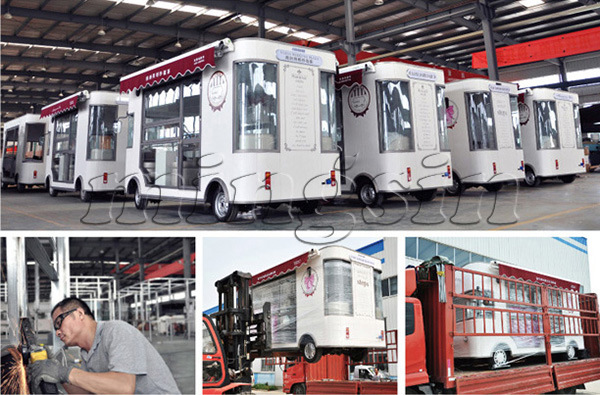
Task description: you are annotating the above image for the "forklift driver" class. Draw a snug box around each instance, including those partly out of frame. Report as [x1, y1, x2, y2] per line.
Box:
[27, 297, 181, 394]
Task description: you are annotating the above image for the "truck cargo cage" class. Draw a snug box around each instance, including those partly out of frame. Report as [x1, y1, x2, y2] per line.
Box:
[415, 258, 600, 393]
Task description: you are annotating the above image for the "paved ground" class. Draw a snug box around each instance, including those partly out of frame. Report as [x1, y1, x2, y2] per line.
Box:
[2, 172, 598, 230]
[579, 379, 600, 394]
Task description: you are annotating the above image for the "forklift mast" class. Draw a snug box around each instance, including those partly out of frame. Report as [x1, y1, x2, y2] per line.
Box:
[212, 271, 272, 382]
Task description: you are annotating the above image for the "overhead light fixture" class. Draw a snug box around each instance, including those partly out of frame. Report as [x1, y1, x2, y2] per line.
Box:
[175, 40, 182, 48]
[234, 14, 242, 23]
[98, 28, 106, 36]
[8, 88, 13, 93]
[41, 66, 47, 71]
[374, 0, 384, 5]
[518, 0, 544, 7]
[102, 71, 109, 78]
[4, 8, 13, 19]
[59, 91, 64, 97]
[146, 0, 156, 6]
[287, 27, 294, 34]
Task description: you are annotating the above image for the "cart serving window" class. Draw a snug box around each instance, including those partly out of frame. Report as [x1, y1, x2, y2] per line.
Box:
[465, 91, 497, 151]
[377, 80, 414, 152]
[510, 95, 522, 149]
[235, 61, 278, 151]
[52, 110, 78, 183]
[24, 124, 45, 162]
[320, 72, 339, 152]
[87, 105, 118, 161]
[534, 101, 560, 150]
[436, 86, 450, 151]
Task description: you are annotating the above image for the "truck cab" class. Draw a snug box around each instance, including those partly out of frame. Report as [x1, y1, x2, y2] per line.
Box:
[405, 268, 430, 389]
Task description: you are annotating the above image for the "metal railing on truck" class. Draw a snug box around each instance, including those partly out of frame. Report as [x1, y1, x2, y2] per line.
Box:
[416, 259, 600, 394]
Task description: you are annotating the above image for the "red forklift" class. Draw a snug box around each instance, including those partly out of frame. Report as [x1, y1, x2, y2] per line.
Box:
[406, 256, 600, 394]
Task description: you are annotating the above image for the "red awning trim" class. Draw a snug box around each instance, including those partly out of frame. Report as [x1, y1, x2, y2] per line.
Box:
[120, 45, 216, 93]
[498, 263, 580, 292]
[251, 252, 311, 286]
[40, 92, 84, 118]
[335, 69, 363, 90]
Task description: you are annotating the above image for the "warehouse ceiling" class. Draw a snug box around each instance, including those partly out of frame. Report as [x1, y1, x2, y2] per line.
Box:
[2, 0, 600, 121]
[0, 237, 195, 301]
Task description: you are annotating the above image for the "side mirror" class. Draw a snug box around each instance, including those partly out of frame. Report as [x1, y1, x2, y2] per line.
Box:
[113, 120, 122, 134]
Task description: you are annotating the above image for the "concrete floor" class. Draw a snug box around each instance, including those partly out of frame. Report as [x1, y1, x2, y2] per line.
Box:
[2, 172, 598, 230]
[151, 337, 195, 395]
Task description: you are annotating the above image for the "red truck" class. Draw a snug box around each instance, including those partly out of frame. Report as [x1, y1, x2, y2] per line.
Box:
[406, 257, 600, 394]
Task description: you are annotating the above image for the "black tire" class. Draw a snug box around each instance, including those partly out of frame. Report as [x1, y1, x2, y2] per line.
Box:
[358, 180, 383, 207]
[413, 189, 437, 202]
[1, 181, 7, 190]
[291, 383, 306, 395]
[212, 186, 238, 222]
[48, 184, 58, 197]
[445, 173, 463, 196]
[298, 200, 320, 215]
[560, 174, 576, 184]
[484, 182, 503, 192]
[302, 340, 322, 363]
[524, 167, 540, 187]
[80, 188, 92, 202]
[16, 175, 25, 193]
[134, 184, 147, 210]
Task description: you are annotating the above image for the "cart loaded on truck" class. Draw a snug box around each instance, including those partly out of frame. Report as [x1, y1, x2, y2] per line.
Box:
[406, 256, 600, 394]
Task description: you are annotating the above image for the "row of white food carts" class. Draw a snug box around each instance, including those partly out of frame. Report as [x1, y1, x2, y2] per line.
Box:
[1, 38, 587, 221]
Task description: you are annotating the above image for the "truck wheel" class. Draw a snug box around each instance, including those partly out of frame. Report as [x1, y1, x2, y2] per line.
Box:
[445, 173, 463, 196]
[484, 182, 503, 192]
[291, 383, 306, 394]
[80, 188, 92, 202]
[567, 345, 577, 360]
[358, 180, 382, 207]
[560, 174, 576, 184]
[413, 189, 437, 202]
[134, 185, 147, 210]
[524, 167, 540, 187]
[212, 186, 238, 222]
[302, 341, 322, 363]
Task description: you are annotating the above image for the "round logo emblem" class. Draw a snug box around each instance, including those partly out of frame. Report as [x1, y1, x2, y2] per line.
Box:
[446, 99, 458, 129]
[301, 267, 318, 297]
[348, 84, 370, 117]
[208, 71, 227, 111]
[518, 102, 530, 125]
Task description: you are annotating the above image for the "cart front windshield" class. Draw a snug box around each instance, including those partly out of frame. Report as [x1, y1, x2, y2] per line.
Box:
[377, 80, 414, 152]
[465, 92, 497, 150]
[534, 101, 560, 150]
[87, 105, 118, 161]
[24, 124, 45, 162]
[324, 259, 353, 316]
[235, 61, 278, 151]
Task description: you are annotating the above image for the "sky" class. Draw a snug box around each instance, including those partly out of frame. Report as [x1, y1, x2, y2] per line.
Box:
[201, 236, 381, 310]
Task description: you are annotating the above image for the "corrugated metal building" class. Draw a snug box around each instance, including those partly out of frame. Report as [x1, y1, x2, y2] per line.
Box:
[405, 237, 590, 292]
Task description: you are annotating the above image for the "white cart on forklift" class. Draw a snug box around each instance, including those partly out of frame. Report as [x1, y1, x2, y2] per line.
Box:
[445, 79, 525, 194]
[42, 91, 128, 201]
[336, 62, 452, 205]
[120, 38, 339, 221]
[1, 114, 48, 192]
[518, 88, 586, 186]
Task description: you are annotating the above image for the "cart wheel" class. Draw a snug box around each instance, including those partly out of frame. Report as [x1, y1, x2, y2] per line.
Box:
[524, 167, 540, 187]
[134, 185, 147, 210]
[559, 174, 576, 184]
[302, 340, 322, 363]
[413, 189, 437, 202]
[1, 181, 7, 190]
[445, 173, 463, 196]
[491, 348, 509, 368]
[567, 345, 577, 360]
[484, 182, 503, 192]
[48, 185, 58, 197]
[80, 188, 92, 202]
[358, 181, 382, 207]
[16, 176, 25, 193]
[212, 187, 238, 222]
[298, 200, 320, 214]
[291, 384, 306, 394]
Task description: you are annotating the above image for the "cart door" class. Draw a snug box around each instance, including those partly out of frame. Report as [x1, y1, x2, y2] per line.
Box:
[181, 78, 202, 191]
[556, 101, 576, 149]
[24, 123, 46, 162]
[2, 127, 19, 179]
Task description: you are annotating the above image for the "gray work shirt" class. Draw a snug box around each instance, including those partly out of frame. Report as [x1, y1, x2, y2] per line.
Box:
[80, 320, 181, 394]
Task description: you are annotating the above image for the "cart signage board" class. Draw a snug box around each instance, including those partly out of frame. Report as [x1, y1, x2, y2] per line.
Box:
[40, 93, 80, 118]
[207, 71, 227, 112]
[412, 81, 437, 150]
[284, 65, 317, 151]
[353, 263, 374, 318]
[554, 92, 574, 102]
[349, 253, 380, 267]
[347, 84, 370, 117]
[276, 48, 323, 67]
[492, 91, 515, 149]
[557, 101, 576, 148]
[489, 84, 511, 94]
[407, 68, 438, 82]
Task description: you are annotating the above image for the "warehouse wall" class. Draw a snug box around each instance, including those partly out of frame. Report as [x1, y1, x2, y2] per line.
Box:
[408, 237, 590, 292]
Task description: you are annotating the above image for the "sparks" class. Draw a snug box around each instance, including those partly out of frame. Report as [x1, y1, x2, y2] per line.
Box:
[1, 346, 30, 395]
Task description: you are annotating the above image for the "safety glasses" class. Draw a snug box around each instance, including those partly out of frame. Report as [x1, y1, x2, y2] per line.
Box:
[53, 308, 77, 331]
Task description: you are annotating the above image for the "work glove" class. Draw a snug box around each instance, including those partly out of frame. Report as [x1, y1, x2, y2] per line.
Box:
[27, 359, 73, 389]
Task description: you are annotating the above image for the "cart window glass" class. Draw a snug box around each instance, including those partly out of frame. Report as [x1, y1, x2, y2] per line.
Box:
[377, 80, 413, 152]
[534, 101, 560, 150]
[374, 270, 384, 320]
[4, 128, 18, 158]
[406, 303, 415, 335]
[183, 80, 201, 139]
[235, 62, 278, 151]
[23, 123, 45, 162]
[465, 92, 497, 150]
[140, 142, 179, 187]
[87, 105, 118, 161]
[324, 259, 353, 316]
[437, 86, 450, 151]
[144, 86, 180, 126]
[510, 95, 522, 149]
[127, 113, 134, 148]
[321, 72, 339, 152]
[574, 104, 583, 149]
[253, 274, 296, 345]
[52, 111, 78, 183]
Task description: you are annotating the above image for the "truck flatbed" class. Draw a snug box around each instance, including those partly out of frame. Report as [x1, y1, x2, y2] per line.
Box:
[306, 380, 397, 394]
